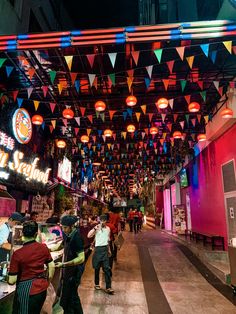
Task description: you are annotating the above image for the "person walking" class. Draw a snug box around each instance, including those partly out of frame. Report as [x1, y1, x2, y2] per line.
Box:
[133, 208, 139, 234]
[87, 214, 114, 294]
[55, 215, 85, 314]
[8, 221, 55, 314]
[127, 208, 134, 232]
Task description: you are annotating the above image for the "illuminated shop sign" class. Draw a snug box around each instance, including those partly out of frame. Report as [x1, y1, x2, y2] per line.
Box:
[13, 108, 32, 144]
[0, 131, 50, 184]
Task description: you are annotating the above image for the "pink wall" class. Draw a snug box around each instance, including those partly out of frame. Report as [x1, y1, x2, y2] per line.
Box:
[180, 123, 236, 248]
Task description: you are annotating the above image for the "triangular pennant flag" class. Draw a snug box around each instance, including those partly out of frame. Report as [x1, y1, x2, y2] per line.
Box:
[65, 56, 73, 71]
[146, 65, 153, 79]
[213, 81, 219, 91]
[184, 95, 191, 104]
[6, 66, 14, 77]
[17, 98, 23, 108]
[204, 115, 209, 124]
[197, 81, 203, 90]
[12, 90, 19, 102]
[191, 118, 196, 127]
[49, 125, 54, 133]
[28, 68, 35, 80]
[95, 110, 99, 119]
[127, 77, 133, 92]
[185, 114, 190, 125]
[154, 49, 163, 63]
[74, 127, 79, 136]
[197, 114, 202, 123]
[142, 132, 145, 139]
[167, 123, 172, 132]
[160, 139, 164, 146]
[100, 113, 105, 122]
[109, 110, 116, 120]
[123, 111, 128, 121]
[123, 132, 127, 140]
[131, 51, 140, 66]
[186, 56, 194, 69]
[113, 133, 116, 141]
[80, 107, 86, 117]
[200, 44, 209, 57]
[87, 54, 95, 68]
[87, 115, 93, 123]
[169, 99, 174, 109]
[27, 87, 33, 98]
[180, 121, 185, 129]
[88, 74, 96, 87]
[200, 91, 206, 102]
[49, 70, 56, 84]
[75, 117, 80, 126]
[173, 114, 178, 122]
[93, 77, 98, 89]
[74, 80, 80, 93]
[148, 113, 153, 122]
[61, 126, 66, 135]
[108, 53, 117, 68]
[162, 79, 169, 91]
[176, 46, 185, 60]
[41, 122, 45, 130]
[49, 102, 56, 113]
[98, 130, 103, 136]
[167, 60, 174, 73]
[109, 73, 115, 86]
[42, 86, 48, 97]
[51, 120, 56, 129]
[70, 72, 77, 85]
[62, 119, 68, 127]
[223, 41, 232, 54]
[144, 78, 151, 89]
[180, 80, 187, 91]
[161, 114, 166, 122]
[218, 86, 223, 97]
[0, 58, 7, 68]
[127, 108, 133, 118]
[210, 50, 217, 64]
[57, 83, 63, 94]
[136, 112, 141, 122]
[33, 100, 39, 111]
[141, 105, 146, 114]
[87, 129, 92, 136]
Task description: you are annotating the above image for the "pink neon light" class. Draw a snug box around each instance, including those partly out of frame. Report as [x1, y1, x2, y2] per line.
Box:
[18, 43, 64, 49]
[80, 27, 124, 34]
[0, 35, 17, 41]
[26, 32, 70, 38]
[72, 34, 118, 40]
[72, 39, 117, 45]
[18, 38, 63, 44]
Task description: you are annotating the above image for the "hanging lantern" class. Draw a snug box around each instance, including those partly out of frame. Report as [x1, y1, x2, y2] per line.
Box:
[32, 114, 43, 125]
[81, 135, 89, 143]
[156, 98, 168, 109]
[93, 162, 101, 166]
[57, 139, 66, 148]
[197, 134, 207, 142]
[188, 102, 200, 113]
[104, 129, 113, 137]
[127, 124, 135, 133]
[150, 126, 158, 135]
[62, 108, 74, 119]
[126, 95, 137, 107]
[173, 131, 182, 139]
[95, 101, 106, 112]
[221, 108, 233, 118]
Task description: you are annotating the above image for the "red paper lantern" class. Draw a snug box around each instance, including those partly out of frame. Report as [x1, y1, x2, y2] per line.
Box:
[126, 95, 137, 107]
[188, 102, 200, 113]
[57, 139, 66, 148]
[95, 101, 106, 112]
[221, 108, 233, 118]
[62, 108, 74, 119]
[104, 129, 113, 137]
[127, 124, 135, 133]
[197, 134, 207, 142]
[81, 135, 89, 143]
[156, 98, 168, 109]
[150, 126, 158, 135]
[93, 162, 101, 166]
[173, 131, 182, 139]
[32, 115, 43, 125]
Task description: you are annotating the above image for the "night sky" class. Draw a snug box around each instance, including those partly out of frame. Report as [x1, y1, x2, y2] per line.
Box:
[63, 0, 139, 29]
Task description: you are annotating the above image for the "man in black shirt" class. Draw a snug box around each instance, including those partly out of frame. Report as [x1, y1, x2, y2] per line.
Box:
[55, 215, 85, 314]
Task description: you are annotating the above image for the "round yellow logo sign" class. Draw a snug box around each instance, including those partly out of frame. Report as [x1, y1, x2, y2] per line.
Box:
[13, 108, 32, 144]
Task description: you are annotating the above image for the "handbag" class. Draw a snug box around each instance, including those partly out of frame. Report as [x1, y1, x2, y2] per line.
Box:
[114, 232, 124, 250]
[40, 283, 56, 314]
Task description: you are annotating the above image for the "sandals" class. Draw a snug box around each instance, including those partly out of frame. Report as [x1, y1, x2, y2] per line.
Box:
[94, 285, 101, 290]
[105, 288, 115, 294]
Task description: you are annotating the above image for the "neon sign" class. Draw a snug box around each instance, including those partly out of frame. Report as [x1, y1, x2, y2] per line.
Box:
[13, 108, 32, 144]
[0, 131, 15, 150]
[0, 131, 50, 184]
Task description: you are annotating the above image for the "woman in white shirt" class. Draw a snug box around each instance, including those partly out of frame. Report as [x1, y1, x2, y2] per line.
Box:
[87, 214, 114, 294]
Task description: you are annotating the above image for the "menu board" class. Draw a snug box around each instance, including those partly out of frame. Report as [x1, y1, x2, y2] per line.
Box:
[173, 205, 186, 234]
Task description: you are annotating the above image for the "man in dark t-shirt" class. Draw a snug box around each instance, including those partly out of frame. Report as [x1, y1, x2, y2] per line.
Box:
[55, 215, 85, 314]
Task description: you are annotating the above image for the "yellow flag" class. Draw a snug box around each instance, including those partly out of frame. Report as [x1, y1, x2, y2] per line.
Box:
[204, 115, 209, 124]
[65, 56, 73, 71]
[223, 41, 232, 54]
[51, 120, 56, 129]
[186, 56, 194, 69]
[141, 105, 146, 114]
[33, 100, 39, 111]
[87, 128, 92, 136]
[136, 112, 141, 122]
[127, 77, 133, 92]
